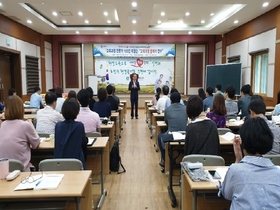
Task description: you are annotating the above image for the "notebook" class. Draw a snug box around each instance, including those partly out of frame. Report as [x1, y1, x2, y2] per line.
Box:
[87, 137, 97, 146]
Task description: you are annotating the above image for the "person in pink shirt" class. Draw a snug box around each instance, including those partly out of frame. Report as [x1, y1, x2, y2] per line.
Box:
[0, 95, 40, 171]
[76, 89, 101, 133]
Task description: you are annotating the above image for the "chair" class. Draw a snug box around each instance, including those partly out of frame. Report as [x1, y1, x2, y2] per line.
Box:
[263, 154, 280, 165]
[217, 128, 232, 135]
[182, 154, 225, 166]
[86, 132, 101, 138]
[38, 133, 50, 138]
[39, 158, 83, 171]
[9, 159, 24, 172]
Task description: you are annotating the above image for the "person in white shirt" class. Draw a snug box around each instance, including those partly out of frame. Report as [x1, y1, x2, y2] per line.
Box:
[55, 87, 65, 113]
[76, 89, 101, 133]
[156, 85, 169, 111]
[36, 92, 64, 134]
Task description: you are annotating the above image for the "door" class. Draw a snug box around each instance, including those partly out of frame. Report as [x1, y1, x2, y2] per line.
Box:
[0, 51, 12, 102]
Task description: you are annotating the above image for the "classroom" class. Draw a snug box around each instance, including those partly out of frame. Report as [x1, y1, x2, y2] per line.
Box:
[0, 0, 280, 209]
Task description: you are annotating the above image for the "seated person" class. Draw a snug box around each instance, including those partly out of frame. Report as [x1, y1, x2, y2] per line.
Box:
[185, 95, 220, 155]
[224, 85, 238, 119]
[86, 87, 96, 111]
[94, 88, 111, 118]
[106, 84, 119, 111]
[156, 85, 169, 111]
[238, 84, 252, 118]
[165, 88, 184, 109]
[8, 88, 16, 96]
[152, 87, 162, 106]
[198, 88, 206, 100]
[36, 92, 64, 134]
[220, 118, 280, 209]
[203, 87, 214, 111]
[0, 95, 40, 171]
[158, 92, 187, 167]
[68, 90, 77, 99]
[30, 86, 44, 109]
[54, 98, 87, 169]
[112, 86, 120, 105]
[249, 98, 280, 154]
[206, 94, 227, 128]
[55, 87, 65, 113]
[76, 89, 101, 133]
[273, 91, 280, 116]
[214, 84, 223, 96]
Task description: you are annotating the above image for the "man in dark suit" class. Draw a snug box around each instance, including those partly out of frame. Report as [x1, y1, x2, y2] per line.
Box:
[106, 84, 119, 111]
[128, 73, 140, 119]
[238, 84, 252, 118]
[158, 91, 187, 167]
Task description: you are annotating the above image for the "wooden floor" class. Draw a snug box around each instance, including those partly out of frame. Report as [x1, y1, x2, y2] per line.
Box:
[92, 109, 180, 210]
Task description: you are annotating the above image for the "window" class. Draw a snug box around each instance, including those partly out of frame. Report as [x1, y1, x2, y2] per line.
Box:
[26, 56, 39, 95]
[227, 55, 240, 63]
[250, 49, 268, 95]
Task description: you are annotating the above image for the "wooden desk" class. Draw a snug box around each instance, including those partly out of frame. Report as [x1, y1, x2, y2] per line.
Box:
[151, 112, 164, 139]
[119, 100, 127, 123]
[181, 166, 230, 210]
[24, 108, 38, 113]
[226, 120, 243, 130]
[111, 112, 120, 139]
[145, 100, 153, 123]
[2, 114, 37, 120]
[101, 122, 115, 151]
[266, 106, 275, 111]
[118, 107, 124, 131]
[155, 121, 168, 152]
[0, 171, 92, 210]
[32, 137, 110, 175]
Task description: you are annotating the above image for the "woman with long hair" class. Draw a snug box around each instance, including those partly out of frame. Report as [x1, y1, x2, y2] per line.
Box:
[152, 87, 162, 106]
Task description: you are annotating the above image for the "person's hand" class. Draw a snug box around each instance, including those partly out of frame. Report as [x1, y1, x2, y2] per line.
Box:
[233, 135, 243, 163]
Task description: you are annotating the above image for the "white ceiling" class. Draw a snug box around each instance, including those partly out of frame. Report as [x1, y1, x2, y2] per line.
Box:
[0, 0, 279, 35]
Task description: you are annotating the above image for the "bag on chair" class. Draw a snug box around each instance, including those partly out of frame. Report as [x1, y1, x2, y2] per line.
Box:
[110, 140, 126, 174]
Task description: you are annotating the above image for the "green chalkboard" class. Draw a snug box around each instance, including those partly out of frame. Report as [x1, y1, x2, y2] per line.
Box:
[206, 63, 242, 95]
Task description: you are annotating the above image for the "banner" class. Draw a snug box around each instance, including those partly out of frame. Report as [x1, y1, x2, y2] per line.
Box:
[95, 57, 174, 94]
[93, 44, 175, 57]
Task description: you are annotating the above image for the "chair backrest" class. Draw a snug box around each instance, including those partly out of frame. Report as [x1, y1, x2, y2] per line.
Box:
[86, 132, 101, 138]
[9, 159, 24, 172]
[217, 128, 232, 135]
[39, 159, 83, 171]
[182, 154, 225, 166]
[38, 133, 50, 138]
[263, 155, 280, 165]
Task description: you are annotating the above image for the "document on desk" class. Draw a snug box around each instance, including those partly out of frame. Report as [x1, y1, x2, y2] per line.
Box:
[221, 132, 235, 141]
[172, 132, 186, 140]
[14, 174, 64, 191]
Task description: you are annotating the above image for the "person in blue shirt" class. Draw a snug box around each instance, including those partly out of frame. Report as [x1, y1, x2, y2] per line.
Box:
[203, 87, 214, 111]
[165, 88, 184, 109]
[54, 98, 87, 169]
[93, 88, 111, 118]
[30, 86, 44, 108]
[220, 117, 280, 209]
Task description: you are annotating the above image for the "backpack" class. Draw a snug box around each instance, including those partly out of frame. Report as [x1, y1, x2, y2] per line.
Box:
[110, 140, 126, 174]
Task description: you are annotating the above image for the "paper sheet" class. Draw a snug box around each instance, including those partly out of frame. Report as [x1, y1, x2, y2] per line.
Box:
[172, 132, 185, 140]
[221, 132, 235, 141]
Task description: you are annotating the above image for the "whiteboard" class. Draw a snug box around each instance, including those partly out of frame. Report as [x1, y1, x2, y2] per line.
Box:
[87, 75, 98, 95]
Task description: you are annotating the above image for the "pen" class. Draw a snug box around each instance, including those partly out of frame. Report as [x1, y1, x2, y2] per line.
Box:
[35, 180, 41, 187]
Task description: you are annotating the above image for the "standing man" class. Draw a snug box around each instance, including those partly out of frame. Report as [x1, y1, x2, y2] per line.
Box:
[128, 73, 140, 119]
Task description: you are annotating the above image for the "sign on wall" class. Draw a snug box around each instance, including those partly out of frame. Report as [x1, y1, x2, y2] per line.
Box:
[95, 57, 174, 93]
[93, 44, 175, 57]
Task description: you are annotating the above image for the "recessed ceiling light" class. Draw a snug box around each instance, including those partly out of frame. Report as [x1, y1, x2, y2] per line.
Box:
[188, 31, 192, 35]
[201, 20, 205, 24]
[210, 13, 214, 16]
[62, 20, 67, 24]
[107, 20, 111, 24]
[132, 31, 136, 35]
[76, 31, 79, 34]
[104, 31, 108, 34]
[85, 20, 89, 24]
[52, 11, 58, 16]
[234, 20, 239, 24]
[100, 2, 103, 5]
[185, 12, 190, 16]
[78, 12, 83, 16]
[132, 2, 137, 7]
[42, 3, 44, 5]
[104, 11, 108, 16]
[27, 20, 32, 24]
[157, 20, 162, 24]
[161, 12, 165, 16]
[262, 2, 269, 7]
[160, 31, 164, 35]
[132, 20, 137, 24]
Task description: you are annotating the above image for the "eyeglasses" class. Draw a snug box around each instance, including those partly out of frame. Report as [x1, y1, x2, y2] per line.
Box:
[21, 171, 43, 184]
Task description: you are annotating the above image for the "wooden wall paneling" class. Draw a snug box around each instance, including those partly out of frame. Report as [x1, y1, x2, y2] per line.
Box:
[0, 14, 41, 46]
[190, 52, 203, 87]
[40, 35, 46, 93]
[11, 53, 22, 98]
[64, 52, 79, 88]
[274, 7, 280, 105]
